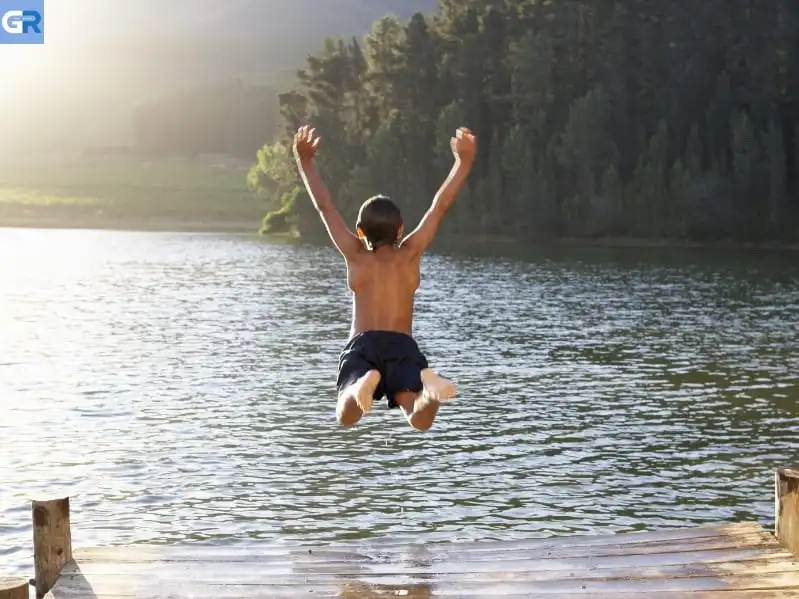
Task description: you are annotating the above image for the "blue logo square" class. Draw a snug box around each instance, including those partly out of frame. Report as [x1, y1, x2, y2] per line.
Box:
[0, 0, 44, 44]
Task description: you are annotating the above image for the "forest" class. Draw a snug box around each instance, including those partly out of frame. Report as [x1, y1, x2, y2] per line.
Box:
[249, 0, 799, 243]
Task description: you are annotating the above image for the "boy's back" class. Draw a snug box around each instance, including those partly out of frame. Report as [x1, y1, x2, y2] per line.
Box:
[346, 244, 420, 336]
[293, 124, 476, 432]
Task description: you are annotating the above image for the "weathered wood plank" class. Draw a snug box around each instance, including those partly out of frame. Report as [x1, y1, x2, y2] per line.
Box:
[45, 570, 799, 598]
[338, 522, 769, 547]
[59, 556, 799, 584]
[69, 532, 782, 564]
[44, 589, 799, 599]
[0, 578, 29, 599]
[69, 522, 768, 565]
[422, 534, 784, 560]
[33, 497, 72, 599]
[44, 592, 799, 599]
[304, 522, 769, 551]
[776, 467, 799, 556]
[42, 593, 799, 599]
[68, 549, 798, 573]
[72, 546, 796, 573]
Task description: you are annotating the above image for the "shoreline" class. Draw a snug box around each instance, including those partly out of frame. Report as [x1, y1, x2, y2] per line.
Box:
[0, 215, 261, 235]
[1, 217, 797, 252]
[547, 236, 799, 252]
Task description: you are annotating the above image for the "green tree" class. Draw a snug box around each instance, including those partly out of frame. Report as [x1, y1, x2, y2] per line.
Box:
[251, 0, 799, 244]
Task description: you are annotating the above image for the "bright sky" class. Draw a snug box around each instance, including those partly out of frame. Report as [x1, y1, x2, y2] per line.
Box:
[0, 1, 204, 156]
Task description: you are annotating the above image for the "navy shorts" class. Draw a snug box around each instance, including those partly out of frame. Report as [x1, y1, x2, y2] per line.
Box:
[336, 331, 429, 409]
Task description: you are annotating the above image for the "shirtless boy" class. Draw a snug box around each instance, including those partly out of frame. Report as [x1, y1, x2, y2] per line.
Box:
[293, 124, 477, 431]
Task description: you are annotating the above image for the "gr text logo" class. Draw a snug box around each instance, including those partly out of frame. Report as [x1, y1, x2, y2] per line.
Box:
[0, 1, 44, 44]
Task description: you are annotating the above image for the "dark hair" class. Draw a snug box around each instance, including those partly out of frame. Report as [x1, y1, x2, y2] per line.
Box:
[357, 195, 403, 249]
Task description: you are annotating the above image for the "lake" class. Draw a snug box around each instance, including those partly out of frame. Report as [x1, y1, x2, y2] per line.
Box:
[1, 228, 798, 577]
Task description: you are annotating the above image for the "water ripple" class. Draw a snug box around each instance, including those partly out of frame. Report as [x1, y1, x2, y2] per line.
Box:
[1, 230, 798, 577]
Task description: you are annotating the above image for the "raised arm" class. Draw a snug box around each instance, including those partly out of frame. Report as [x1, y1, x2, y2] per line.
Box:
[402, 127, 477, 256]
[293, 126, 362, 259]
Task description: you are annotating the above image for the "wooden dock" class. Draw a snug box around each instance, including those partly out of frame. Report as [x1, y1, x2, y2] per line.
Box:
[3, 467, 798, 598]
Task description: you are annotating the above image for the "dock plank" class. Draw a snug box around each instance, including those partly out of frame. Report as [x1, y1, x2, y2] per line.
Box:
[70, 533, 785, 563]
[71, 523, 770, 563]
[46, 521, 799, 598]
[47, 576, 799, 598]
[65, 555, 799, 580]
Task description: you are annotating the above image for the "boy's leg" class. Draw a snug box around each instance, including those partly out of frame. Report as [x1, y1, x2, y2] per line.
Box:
[381, 334, 453, 432]
[338, 370, 381, 423]
[393, 391, 440, 432]
[336, 335, 381, 427]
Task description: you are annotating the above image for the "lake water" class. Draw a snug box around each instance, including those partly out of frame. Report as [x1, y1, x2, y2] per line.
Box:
[1, 229, 798, 578]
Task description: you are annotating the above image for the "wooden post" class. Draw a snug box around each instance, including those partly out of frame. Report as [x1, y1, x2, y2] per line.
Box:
[775, 467, 799, 556]
[0, 579, 29, 599]
[32, 497, 72, 598]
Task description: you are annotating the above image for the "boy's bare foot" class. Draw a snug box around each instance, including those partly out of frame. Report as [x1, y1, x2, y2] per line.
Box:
[341, 370, 381, 414]
[393, 391, 439, 432]
[421, 369, 456, 402]
[408, 394, 440, 431]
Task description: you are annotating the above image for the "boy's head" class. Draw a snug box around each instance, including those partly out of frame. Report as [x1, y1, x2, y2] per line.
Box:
[356, 195, 404, 250]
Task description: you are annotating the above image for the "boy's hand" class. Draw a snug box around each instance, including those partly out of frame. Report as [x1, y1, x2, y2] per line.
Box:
[293, 125, 321, 164]
[450, 127, 477, 163]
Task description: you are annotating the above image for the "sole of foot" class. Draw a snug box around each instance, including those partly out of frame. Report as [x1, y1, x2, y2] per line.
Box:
[347, 370, 381, 414]
[420, 369, 456, 402]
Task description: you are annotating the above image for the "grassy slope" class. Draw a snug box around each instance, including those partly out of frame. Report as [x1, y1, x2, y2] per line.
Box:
[0, 160, 266, 232]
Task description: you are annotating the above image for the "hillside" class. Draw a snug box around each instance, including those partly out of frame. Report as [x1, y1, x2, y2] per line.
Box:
[1, 0, 438, 159]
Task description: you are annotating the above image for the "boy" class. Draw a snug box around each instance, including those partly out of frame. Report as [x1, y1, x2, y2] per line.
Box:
[293, 124, 477, 431]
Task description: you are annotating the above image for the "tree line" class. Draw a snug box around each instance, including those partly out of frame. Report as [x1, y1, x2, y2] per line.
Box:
[249, 0, 799, 243]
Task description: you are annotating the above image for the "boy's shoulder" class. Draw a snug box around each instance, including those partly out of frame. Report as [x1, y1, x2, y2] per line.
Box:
[348, 247, 421, 270]
[351, 245, 420, 260]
